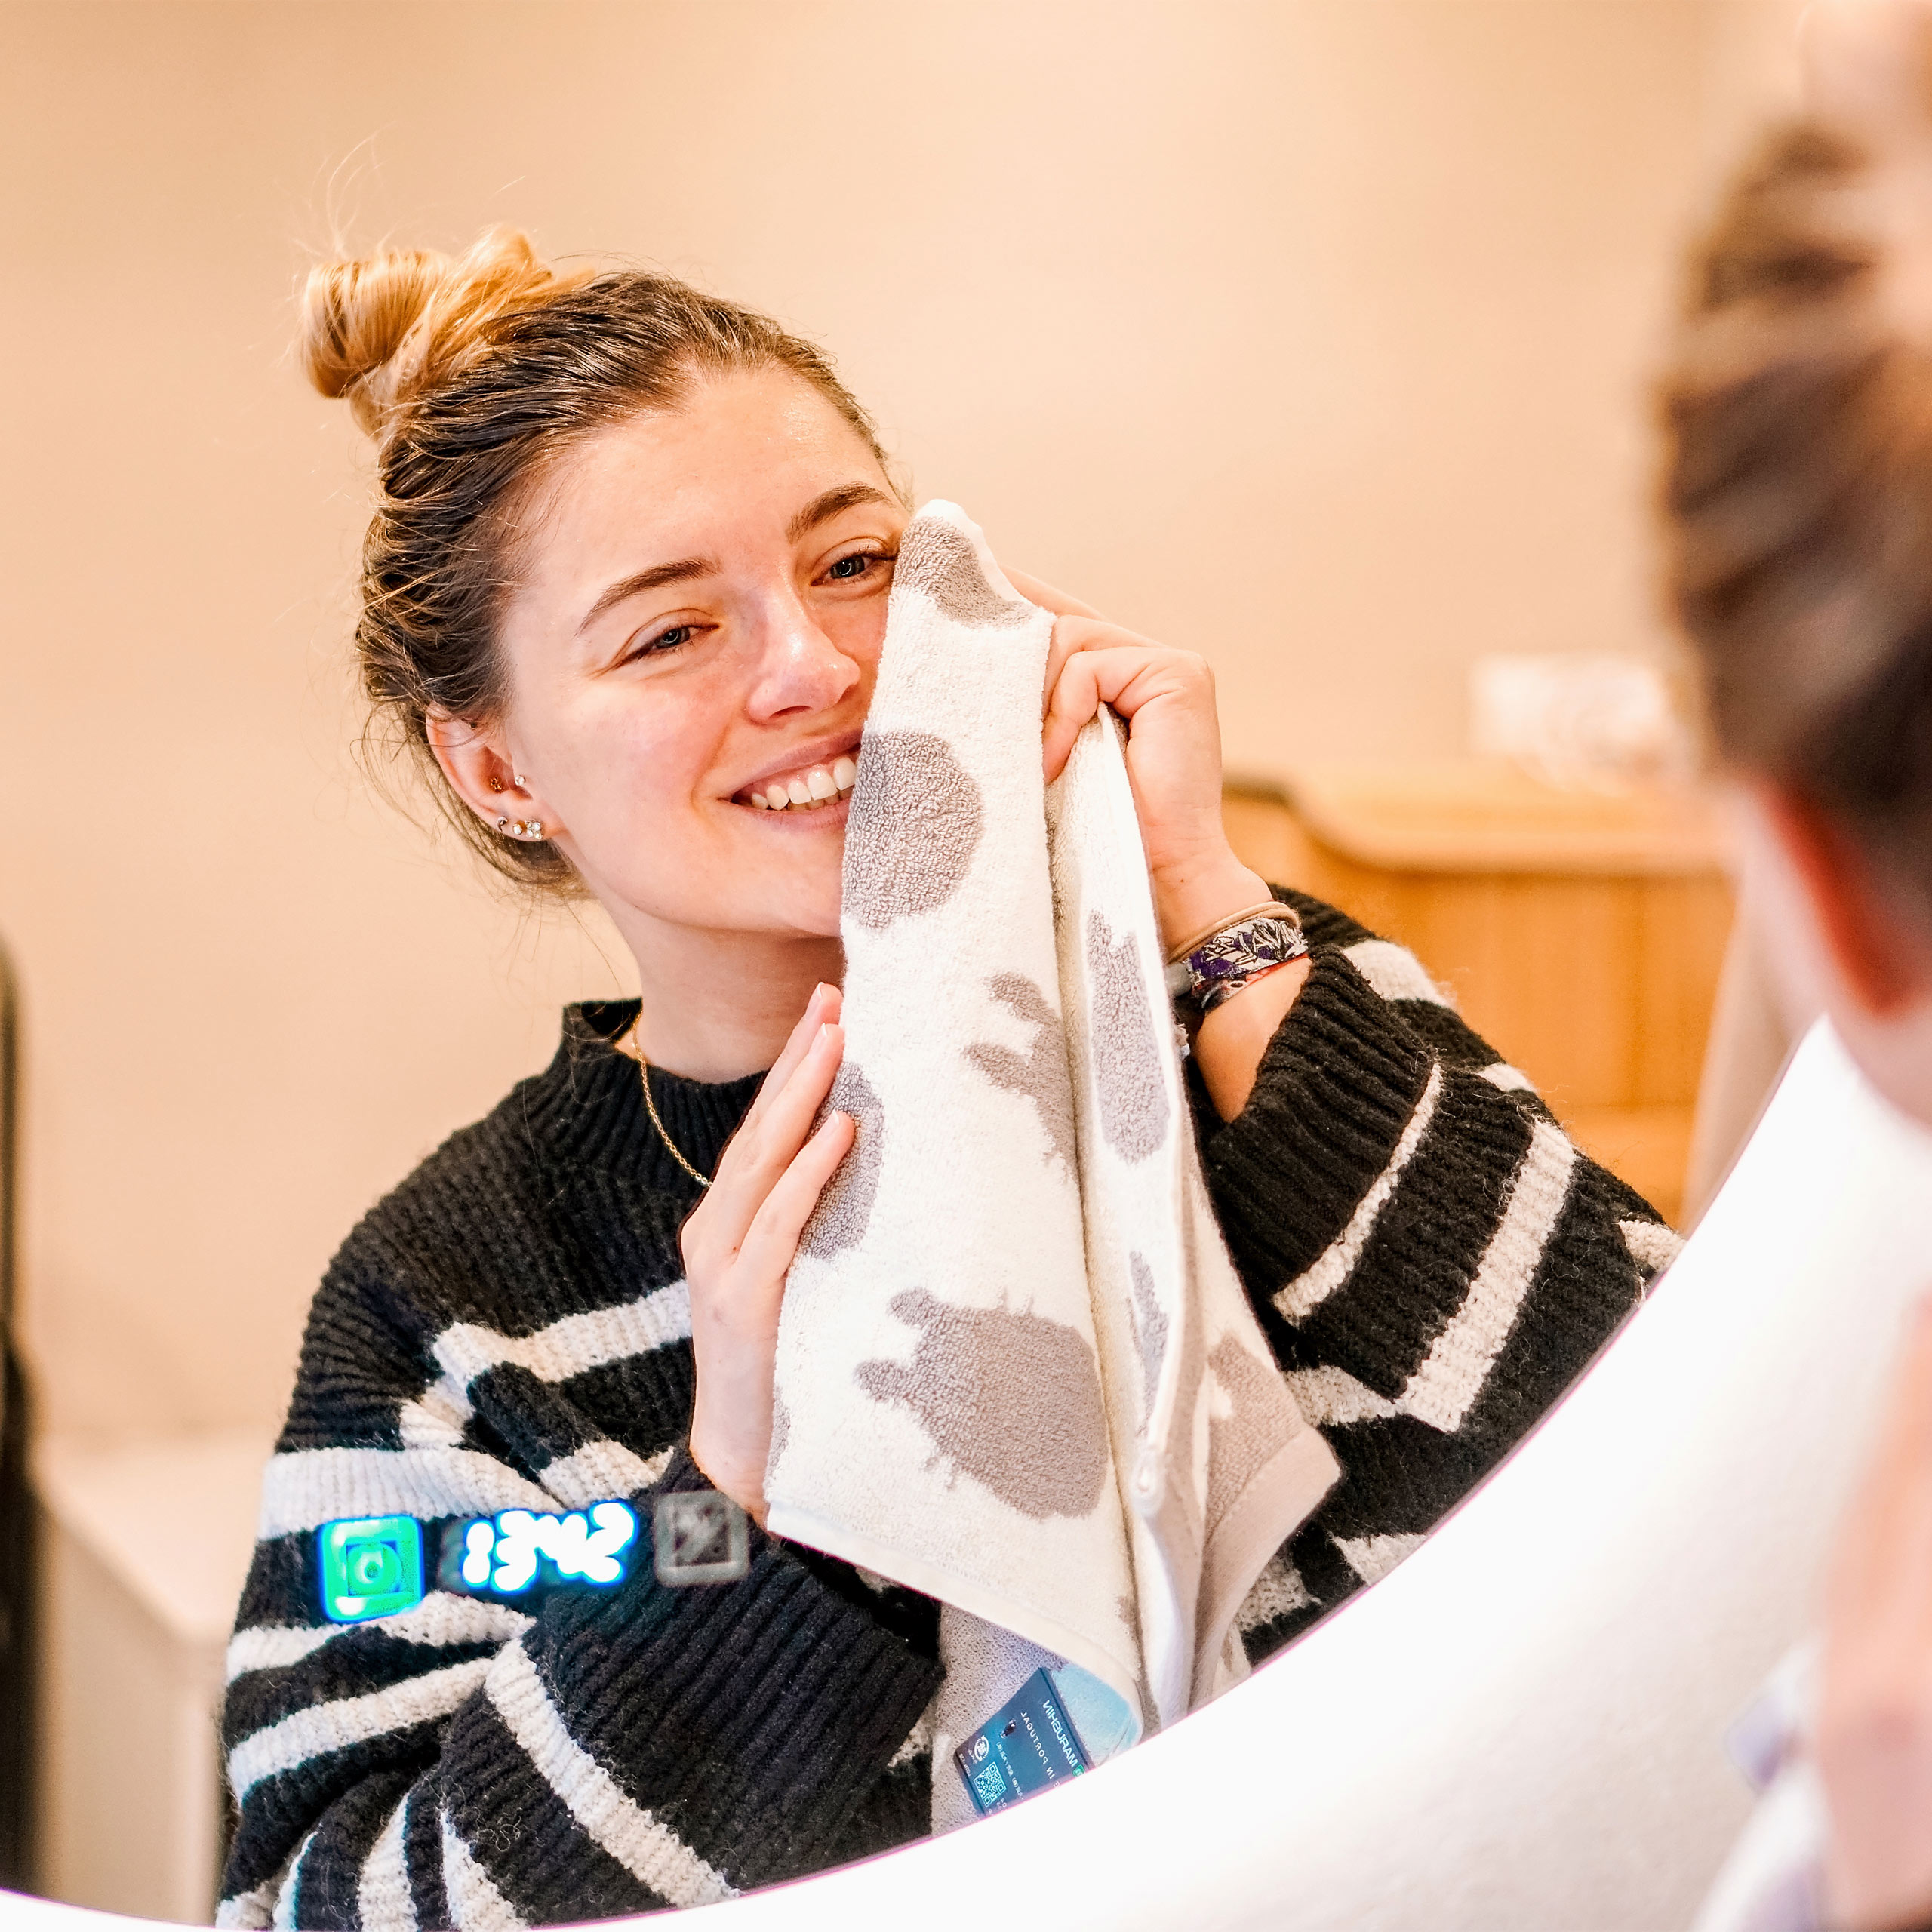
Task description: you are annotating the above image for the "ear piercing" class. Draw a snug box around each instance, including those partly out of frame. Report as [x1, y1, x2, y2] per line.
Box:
[491, 769, 540, 835]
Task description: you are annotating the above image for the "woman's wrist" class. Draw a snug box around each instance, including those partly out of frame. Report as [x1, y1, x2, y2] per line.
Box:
[1192, 953, 1313, 1121]
[1152, 854, 1312, 1121]
[688, 1415, 769, 1527]
[1149, 853, 1275, 959]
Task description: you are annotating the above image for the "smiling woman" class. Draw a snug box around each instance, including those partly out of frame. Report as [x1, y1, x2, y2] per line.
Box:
[420, 367, 894, 1071]
[218, 225, 1676, 1927]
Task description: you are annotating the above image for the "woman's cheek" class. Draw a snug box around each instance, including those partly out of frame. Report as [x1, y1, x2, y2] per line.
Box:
[821, 595, 890, 671]
[560, 707, 703, 863]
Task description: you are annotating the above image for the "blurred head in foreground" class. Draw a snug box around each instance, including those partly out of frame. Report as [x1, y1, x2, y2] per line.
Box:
[1660, 0, 1932, 1126]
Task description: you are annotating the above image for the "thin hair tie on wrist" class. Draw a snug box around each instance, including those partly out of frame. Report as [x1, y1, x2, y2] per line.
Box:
[628, 1019, 713, 1189]
[1164, 899, 1297, 966]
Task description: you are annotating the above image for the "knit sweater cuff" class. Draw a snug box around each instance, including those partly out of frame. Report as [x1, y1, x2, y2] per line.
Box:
[525, 1441, 943, 1889]
[1200, 948, 1436, 1296]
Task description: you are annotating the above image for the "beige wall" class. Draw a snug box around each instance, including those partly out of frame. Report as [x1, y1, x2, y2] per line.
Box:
[0, 0, 1796, 1444]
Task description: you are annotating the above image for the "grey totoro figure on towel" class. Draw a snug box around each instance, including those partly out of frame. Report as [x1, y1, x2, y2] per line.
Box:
[963, 973, 1078, 1177]
[855, 1288, 1109, 1520]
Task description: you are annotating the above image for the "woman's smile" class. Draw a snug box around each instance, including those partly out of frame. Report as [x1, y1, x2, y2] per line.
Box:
[730, 733, 862, 817]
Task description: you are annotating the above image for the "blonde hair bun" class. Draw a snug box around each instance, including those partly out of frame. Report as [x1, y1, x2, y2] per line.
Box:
[300, 227, 589, 437]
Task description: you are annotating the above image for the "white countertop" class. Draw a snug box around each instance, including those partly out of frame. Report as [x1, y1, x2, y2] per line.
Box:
[31, 1427, 273, 1651]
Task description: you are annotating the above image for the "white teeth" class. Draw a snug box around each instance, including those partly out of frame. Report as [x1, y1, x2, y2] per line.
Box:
[745, 752, 861, 811]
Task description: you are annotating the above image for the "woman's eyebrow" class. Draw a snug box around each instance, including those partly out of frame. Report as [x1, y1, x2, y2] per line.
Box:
[577, 555, 720, 634]
[574, 485, 893, 635]
[786, 483, 899, 542]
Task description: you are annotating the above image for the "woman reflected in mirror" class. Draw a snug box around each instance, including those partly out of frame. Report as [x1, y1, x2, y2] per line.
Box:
[219, 228, 1674, 1925]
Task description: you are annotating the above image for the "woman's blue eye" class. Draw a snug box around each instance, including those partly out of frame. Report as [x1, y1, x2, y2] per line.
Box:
[827, 555, 869, 580]
[640, 625, 692, 656]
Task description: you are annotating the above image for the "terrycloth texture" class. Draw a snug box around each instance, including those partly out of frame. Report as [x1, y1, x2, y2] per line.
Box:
[764, 503, 1340, 1823]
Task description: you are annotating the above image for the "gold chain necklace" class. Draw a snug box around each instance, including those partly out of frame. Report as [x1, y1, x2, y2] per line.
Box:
[626, 1019, 712, 1189]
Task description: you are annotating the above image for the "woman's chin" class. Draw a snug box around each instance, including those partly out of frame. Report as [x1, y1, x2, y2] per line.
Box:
[728, 811, 848, 937]
[771, 876, 845, 940]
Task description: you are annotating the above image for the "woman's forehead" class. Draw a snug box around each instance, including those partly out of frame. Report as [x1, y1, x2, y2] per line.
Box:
[537, 371, 891, 552]
[503, 373, 900, 638]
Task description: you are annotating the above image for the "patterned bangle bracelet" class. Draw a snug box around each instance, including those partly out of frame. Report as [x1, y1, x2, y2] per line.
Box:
[1163, 898, 1296, 966]
[1166, 909, 1308, 1021]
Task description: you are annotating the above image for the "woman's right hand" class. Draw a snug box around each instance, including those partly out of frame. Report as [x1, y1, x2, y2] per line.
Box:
[679, 983, 855, 1525]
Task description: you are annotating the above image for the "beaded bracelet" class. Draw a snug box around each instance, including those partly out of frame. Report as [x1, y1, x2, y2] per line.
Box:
[1166, 906, 1308, 1023]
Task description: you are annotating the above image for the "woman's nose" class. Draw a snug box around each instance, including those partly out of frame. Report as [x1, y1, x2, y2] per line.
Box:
[743, 597, 861, 721]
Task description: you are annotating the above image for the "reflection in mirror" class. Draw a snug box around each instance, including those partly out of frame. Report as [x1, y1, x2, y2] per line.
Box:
[4, 0, 1820, 1925]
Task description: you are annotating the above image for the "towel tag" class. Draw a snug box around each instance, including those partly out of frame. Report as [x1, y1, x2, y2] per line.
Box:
[954, 1668, 1090, 1815]
[653, 1489, 750, 1586]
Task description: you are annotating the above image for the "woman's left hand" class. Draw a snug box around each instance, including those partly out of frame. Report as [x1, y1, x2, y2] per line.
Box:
[1008, 566, 1310, 1122]
[1009, 567, 1272, 955]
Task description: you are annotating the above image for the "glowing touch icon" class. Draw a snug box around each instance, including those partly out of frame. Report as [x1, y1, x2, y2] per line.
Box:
[460, 1501, 638, 1593]
[318, 1515, 425, 1624]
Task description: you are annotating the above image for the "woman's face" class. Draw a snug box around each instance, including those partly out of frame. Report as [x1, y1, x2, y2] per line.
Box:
[488, 365, 906, 943]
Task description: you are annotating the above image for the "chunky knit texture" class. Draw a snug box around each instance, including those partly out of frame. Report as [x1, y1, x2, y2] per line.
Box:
[218, 891, 1677, 1927]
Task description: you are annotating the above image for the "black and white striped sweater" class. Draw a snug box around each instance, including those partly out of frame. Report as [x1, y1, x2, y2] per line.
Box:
[219, 892, 1678, 1927]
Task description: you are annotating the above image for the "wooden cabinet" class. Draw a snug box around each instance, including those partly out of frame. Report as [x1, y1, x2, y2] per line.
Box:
[1223, 762, 1736, 1226]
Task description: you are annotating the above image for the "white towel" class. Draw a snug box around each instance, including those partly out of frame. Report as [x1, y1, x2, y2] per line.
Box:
[764, 503, 1340, 1829]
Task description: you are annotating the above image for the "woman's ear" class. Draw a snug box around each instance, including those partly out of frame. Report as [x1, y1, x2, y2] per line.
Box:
[425, 709, 547, 835]
[1756, 780, 1932, 1017]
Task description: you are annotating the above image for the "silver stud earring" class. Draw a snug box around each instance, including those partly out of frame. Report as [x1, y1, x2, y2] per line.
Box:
[495, 816, 511, 835]
[525, 820, 543, 840]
